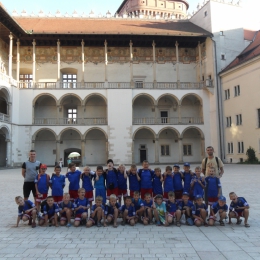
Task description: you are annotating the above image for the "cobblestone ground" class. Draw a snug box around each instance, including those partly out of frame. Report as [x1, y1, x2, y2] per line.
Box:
[0, 164, 260, 260]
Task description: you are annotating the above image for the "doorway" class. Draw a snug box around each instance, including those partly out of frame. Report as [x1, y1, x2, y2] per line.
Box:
[64, 148, 81, 167]
[140, 145, 147, 162]
[161, 111, 168, 123]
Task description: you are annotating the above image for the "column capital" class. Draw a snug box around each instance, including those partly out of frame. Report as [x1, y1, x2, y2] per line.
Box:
[56, 140, 60, 144]
[81, 39, 85, 46]
[175, 41, 179, 47]
[9, 32, 13, 40]
[152, 40, 156, 47]
[16, 39, 20, 45]
[32, 39, 36, 46]
[198, 41, 201, 45]
[57, 39, 60, 46]
[104, 40, 107, 46]
[179, 138, 183, 141]
[81, 139, 85, 143]
[129, 40, 133, 47]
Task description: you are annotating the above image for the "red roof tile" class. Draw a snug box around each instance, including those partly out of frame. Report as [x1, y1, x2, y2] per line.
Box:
[244, 29, 257, 41]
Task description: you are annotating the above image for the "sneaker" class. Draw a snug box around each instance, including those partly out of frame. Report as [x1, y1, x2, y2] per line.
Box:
[66, 223, 72, 227]
[97, 222, 102, 227]
[186, 218, 194, 226]
[121, 220, 125, 226]
[32, 222, 36, 228]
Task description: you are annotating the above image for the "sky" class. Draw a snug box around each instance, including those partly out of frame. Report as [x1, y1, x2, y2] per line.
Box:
[1, 0, 259, 29]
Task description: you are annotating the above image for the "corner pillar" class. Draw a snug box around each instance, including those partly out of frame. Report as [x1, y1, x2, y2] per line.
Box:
[178, 138, 183, 163]
[155, 137, 159, 163]
[8, 33, 13, 79]
[56, 141, 60, 164]
[16, 39, 20, 81]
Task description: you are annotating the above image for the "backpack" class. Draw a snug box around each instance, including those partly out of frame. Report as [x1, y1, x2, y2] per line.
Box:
[18, 201, 31, 213]
[204, 157, 219, 171]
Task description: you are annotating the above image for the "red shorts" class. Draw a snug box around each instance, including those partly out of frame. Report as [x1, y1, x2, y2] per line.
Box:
[175, 190, 183, 200]
[85, 191, 94, 201]
[141, 188, 153, 199]
[69, 190, 78, 200]
[107, 187, 118, 198]
[36, 193, 47, 202]
[118, 189, 128, 197]
[234, 211, 244, 217]
[53, 196, 63, 203]
[208, 197, 218, 205]
[163, 192, 169, 200]
[168, 212, 175, 218]
[23, 211, 32, 219]
[75, 213, 85, 221]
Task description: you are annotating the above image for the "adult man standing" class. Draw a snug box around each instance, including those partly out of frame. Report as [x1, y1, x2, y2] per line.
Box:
[22, 150, 41, 201]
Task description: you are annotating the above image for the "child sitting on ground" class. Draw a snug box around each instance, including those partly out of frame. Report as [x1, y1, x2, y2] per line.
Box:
[176, 192, 194, 226]
[153, 194, 168, 226]
[87, 196, 107, 227]
[132, 191, 144, 223]
[120, 196, 136, 226]
[166, 191, 179, 225]
[59, 193, 74, 227]
[66, 163, 82, 201]
[105, 194, 120, 228]
[142, 193, 154, 225]
[228, 192, 250, 227]
[81, 166, 94, 206]
[15, 196, 37, 228]
[163, 166, 174, 201]
[50, 165, 65, 204]
[208, 196, 228, 226]
[73, 188, 90, 227]
[39, 196, 59, 227]
[192, 194, 208, 227]
[127, 164, 140, 198]
[152, 167, 163, 197]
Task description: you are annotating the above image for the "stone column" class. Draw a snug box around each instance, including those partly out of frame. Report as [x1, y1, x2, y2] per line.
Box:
[104, 40, 108, 84]
[198, 41, 202, 81]
[152, 40, 157, 88]
[31, 140, 35, 150]
[155, 137, 159, 163]
[6, 139, 11, 167]
[57, 106, 61, 124]
[81, 39, 85, 84]
[201, 138, 205, 159]
[32, 39, 36, 84]
[175, 41, 180, 87]
[178, 138, 183, 163]
[8, 102, 12, 120]
[56, 141, 60, 164]
[81, 140, 86, 166]
[16, 39, 20, 81]
[132, 140, 135, 164]
[9, 33, 13, 79]
[178, 105, 181, 123]
[129, 40, 134, 87]
[57, 39, 60, 85]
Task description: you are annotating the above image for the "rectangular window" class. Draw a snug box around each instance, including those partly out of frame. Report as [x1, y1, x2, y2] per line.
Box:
[19, 74, 33, 87]
[204, 11, 207, 17]
[62, 74, 77, 88]
[221, 54, 226, 60]
[225, 89, 230, 100]
[161, 145, 170, 156]
[68, 108, 77, 123]
[135, 81, 144, 88]
[220, 31, 224, 36]
[161, 111, 168, 124]
[183, 144, 192, 156]
[227, 142, 233, 154]
[234, 85, 240, 96]
[226, 116, 232, 127]
[238, 141, 244, 153]
[236, 114, 242, 125]
[258, 109, 260, 128]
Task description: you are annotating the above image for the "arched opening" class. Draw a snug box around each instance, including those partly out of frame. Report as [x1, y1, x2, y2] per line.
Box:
[0, 127, 10, 166]
[158, 128, 180, 163]
[133, 94, 156, 124]
[133, 128, 155, 163]
[34, 129, 56, 166]
[0, 97, 7, 115]
[180, 94, 203, 124]
[85, 129, 107, 165]
[34, 95, 57, 125]
[157, 94, 179, 124]
[0, 88, 10, 122]
[84, 95, 107, 125]
[182, 127, 204, 162]
[60, 129, 82, 166]
[64, 148, 81, 167]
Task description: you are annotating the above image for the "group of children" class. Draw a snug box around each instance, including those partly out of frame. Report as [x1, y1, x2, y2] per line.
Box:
[15, 159, 250, 228]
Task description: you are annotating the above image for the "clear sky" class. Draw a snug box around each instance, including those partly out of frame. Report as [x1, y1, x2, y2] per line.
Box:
[1, 0, 259, 29]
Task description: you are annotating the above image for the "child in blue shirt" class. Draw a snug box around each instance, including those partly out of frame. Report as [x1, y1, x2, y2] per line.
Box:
[117, 164, 128, 202]
[190, 166, 205, 200]
[182, 163, 194, 194]
[153, 194, 168, 226]
[192, 195, 208, 227]
[39, 196, 59, 227]
[66, 163, 81, 201]
[105, 194, 120, 228]
[166, 191, 179, 225]
[163, 166, 174, 201]
[127, 164, 140, 197]
[81, 166, 94, 206]
[142, 193, 153, 225]
[176, 192, 194, 226]
[132, 191, 144, 223]
[173, 164, 183, 202]
[94, 166, 107, 204]
[153, 167, 163, 197]
[87, 196, 107, 227]
[50, 165, 66, 203]
[106, 160, 119, 199]
[209, 196, 228, 226]
[59, 193, 74, 227]
[120, 196, 136, 226]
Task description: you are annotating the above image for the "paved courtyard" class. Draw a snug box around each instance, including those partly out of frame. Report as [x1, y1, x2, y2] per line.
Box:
[0, 164, 260, 260]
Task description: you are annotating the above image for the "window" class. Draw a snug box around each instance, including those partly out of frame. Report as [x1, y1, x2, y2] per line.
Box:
[234, 85, 240, 96]
[226, 116, 232, 127]
[258, 109, 260, 128]
[19, 74, 33, 87]
[68, 108, 77, 123]
[236, 114, 242, 125]
[220, 31, 224, 36]
[62, 74, 77, 88]
[238, 141, 244, 153]
[221, 54, 226, 60]
[224, 89, 230, 100]
[161, 145, 170, 156]
[227, 142, 233, 154]
[161, 111, 168, 124]
[183, 144, 192, 156]
[135, 81, 144, 88]
[204, 11, 207, 17]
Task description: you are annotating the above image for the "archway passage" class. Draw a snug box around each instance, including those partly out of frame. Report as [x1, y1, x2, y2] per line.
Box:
[64, 148, 81, 167]
[35, 129, 56, 166]
[85, 129, 107, 165]
[0, 129, 7, 166]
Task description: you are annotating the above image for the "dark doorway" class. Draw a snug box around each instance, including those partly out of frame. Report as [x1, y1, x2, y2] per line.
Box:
[64, 148, 81, 167]
[140, 149, 147, 163]
[0, 133, 6, 166]
[161, 111, 168, 123]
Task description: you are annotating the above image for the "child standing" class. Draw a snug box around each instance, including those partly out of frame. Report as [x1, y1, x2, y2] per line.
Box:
[106, 161, 118, 199]
[192, 195, 208, 227]
[120, 196, 136, 226]
[50, 165, 66, 203]
[39, 196, 59, 227]
[132, 191, 144, 223]
[173, 164, 183, 202]
[182, 163, 194, 194]
[228, 192, 250, 227]
[66, 163, 81, 201]
[117, 164, 128, 203]
[15, 196, 37, 228]
[81, 166, 94, 206]
[163, 166, 174, 201]
[166, 191, 179, 225]
[128, 164, 140, 197]
[59, 193, 74, 227]
[152, 167, 163, 197]
[94, 166, 107, 204]
[209, 196, 228, 226]
[142, 193, 153, 225]
[73, 188, 90, 227]
[105, 194, 120, 228]
[87, 196, 107, 227]
[34, 164, 50, 211]
[190, 166, 205, 199]
[153, 194, 168, 226]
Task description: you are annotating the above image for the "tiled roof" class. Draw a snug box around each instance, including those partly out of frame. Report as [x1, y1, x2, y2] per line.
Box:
[220, 30, 260, 74]
[13, 17, 211, 37]
[244, 29, 257, 41]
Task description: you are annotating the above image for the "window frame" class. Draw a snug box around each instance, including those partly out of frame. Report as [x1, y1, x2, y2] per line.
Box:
[161, 144, 170, 156]
[183, 144, 192, 156]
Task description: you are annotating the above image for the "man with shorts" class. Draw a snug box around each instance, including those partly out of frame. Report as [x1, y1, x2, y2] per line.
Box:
[22, 150, 41, 201]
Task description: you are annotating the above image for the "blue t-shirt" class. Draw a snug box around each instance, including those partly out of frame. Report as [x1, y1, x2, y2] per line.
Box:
[153, 175, 163, 195]
[229, 197, 249, 213]
[105, 202, 121, 216]
[191, 176, 205, 197]
[163, 174, 174, 193]
[139, 169, 154, 189]
[106, 170, 118, 188]
[211, 202, 228, 214]
[91, 204, 105, 214]
[192, 203, 208, 216]
[18, 200, 35, 216]
[120, 204, 136, 217]
[166, 201, 177, 213]
[182, 171, 194, 192]
[66, 170, 81, 190]
[43, 203, 60, 216]
[118, 172, 127, 190]
[59, 201, 75, 210]
[205, 176, 221, 198]
[94, 174, 105, 189]
[74, 197, 90, 215]
[128, 173, 140, 191]
[178, 200, 194, 210]
[132, 198, 144, 211]
[34, 174, 49, 194]
[50, 174, 66, 196]
[143, 199, 153, 208]
[82, 174, 94, 191]
[173, 172, 183, 191]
